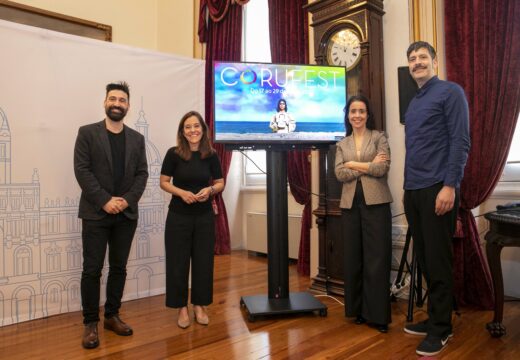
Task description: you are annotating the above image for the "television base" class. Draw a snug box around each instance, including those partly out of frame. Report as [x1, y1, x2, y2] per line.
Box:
[240, 292, 327, 322]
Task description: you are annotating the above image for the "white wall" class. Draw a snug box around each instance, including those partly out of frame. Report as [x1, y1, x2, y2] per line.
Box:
[12, 0, 195, 57]
[157, 0, 195, 57]
[381, 0, 412, 285]
[383, 0, 409, 228]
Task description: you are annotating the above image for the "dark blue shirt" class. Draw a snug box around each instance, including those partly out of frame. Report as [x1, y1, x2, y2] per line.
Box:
[404, 76, 470, 190]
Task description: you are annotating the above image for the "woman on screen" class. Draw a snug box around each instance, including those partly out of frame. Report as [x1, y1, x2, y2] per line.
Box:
[159, 111, 225, 329]
[269, 99, 296, 133]
[335, 95, 393, 333]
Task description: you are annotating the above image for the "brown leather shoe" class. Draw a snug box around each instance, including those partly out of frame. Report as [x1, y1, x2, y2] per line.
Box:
[82, 322, 99, 349]
[104, 315, 133, 336]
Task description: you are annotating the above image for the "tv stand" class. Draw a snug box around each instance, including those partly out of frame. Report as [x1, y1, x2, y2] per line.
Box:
[240, 149, 327, 321]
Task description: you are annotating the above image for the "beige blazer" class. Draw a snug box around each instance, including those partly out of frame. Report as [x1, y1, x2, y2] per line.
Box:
[335, 129, 393, 209]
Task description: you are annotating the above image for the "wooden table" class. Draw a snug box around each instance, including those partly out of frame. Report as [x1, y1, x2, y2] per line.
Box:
[484, 208, 520, 337]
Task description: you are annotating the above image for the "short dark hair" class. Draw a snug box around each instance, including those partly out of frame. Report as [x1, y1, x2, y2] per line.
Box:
[406, 41, 436, 60]
[276, 99, 288, 112]
[344, 94, 375, 136]
[106, 81, 130, 100]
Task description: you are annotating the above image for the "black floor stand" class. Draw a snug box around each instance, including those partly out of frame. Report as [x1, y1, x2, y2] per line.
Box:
[392, 229, 427, 322]
[240, 150, 327, 322]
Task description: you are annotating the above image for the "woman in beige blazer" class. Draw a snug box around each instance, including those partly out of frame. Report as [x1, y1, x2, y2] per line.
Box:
[335, 95, 393, 333]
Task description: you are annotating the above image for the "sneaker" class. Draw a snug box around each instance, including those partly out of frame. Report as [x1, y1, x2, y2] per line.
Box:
[404, 320, 454, 338]
[416, 334, 450, 356]
[404, 320, 428, 336]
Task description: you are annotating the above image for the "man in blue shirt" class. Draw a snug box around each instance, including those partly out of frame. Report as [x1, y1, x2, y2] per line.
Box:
[403, 41, 470, 357]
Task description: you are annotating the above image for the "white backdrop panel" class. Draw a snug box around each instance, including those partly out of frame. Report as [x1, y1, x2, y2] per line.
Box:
[0, 19, 205, 326]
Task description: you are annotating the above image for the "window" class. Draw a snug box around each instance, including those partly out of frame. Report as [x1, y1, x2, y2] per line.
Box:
[23, 197, 34, 210]
[243, 0, 271, 63]
[46, 244, 61, 272]
[12, 219, 22, 237]
[67, 249, 81, 269]
[67, 214, 80, 233]
[69, 283, 80, 302]
[242, 0, 271, 186]
[47, 215, 59, 234]
[137, 235, 150, 258]
[15, 247, 31, 275]
[49, 287, 60, 304]
[24, 219, 33, 237]
[244, 151, 268, 186]
[499, 117, 520, 183]
[11, 196, 21, 210]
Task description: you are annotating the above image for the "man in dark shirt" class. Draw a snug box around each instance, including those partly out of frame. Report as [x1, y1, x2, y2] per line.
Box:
[74, 82, 148, 349]
[403, 41, 470, 357]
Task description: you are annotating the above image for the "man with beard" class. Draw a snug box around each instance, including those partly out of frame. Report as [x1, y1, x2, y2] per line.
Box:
[74, 81, 148, 349]
[402, 42, 470, 357]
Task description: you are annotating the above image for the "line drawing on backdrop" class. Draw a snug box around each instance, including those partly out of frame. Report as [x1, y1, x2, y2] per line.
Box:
[0, 102, 167, 326]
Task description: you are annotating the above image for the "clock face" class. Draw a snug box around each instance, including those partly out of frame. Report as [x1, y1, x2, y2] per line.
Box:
[326, 28, 361, 70]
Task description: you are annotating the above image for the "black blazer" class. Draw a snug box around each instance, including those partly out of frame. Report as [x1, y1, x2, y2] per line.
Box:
[74, 120, 149, 220]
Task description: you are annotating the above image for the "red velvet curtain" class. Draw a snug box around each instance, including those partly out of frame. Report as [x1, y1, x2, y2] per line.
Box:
[444, 0, 520, 308]
[267, 0, 311, 274]
[199, 1, 247, 254]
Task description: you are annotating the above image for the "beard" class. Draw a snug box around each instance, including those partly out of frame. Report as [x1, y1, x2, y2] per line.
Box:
[105, 106, 128, 122]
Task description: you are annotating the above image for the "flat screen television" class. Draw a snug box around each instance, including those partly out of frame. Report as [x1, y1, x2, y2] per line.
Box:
[213, 61, 347, 147]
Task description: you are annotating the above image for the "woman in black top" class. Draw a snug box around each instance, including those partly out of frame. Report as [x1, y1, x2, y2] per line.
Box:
[160, 111, 224, 329]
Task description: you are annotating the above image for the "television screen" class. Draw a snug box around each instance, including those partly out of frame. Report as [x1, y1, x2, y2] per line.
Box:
[213, 61, 347, 146]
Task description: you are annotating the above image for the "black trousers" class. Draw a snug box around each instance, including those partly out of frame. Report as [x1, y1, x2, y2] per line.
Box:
[342, 182, 392, 325]
[404, 183, 459, 338]
[81, 214, 137, 324]
[164, 210, 215, 308]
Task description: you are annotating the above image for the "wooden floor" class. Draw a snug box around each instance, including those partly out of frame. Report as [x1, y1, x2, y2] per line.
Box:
[1, 251, 519, 359]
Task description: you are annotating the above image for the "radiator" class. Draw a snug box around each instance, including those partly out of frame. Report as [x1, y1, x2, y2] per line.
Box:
[246, 212, 301, 259]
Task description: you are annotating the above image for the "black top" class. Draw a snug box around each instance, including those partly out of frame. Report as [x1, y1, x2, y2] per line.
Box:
[161, 148, 223, 214]
[107, 128, 126, 196]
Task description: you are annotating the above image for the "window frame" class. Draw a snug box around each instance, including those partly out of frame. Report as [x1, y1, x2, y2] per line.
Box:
[241, 0, 271, 187]
[493, 117, 520, 198]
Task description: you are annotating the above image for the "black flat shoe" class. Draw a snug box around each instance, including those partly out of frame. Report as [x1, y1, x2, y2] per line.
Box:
[355, 316, 366, 325]
[376, 324, 388, 333]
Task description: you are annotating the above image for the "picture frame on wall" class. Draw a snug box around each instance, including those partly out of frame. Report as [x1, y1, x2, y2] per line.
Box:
[0, 0, 111, 41]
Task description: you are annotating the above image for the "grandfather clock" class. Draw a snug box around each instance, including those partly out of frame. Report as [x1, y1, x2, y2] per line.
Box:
[306, 0, 386, 296]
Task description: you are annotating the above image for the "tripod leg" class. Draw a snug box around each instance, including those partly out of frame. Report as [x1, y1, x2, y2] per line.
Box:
[394, 230, 412, 287]
[407, 244, 417, 322]
[416, 264, 424, 307]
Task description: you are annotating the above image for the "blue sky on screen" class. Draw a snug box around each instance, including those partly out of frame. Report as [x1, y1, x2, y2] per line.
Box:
[214, 62, 346, 123]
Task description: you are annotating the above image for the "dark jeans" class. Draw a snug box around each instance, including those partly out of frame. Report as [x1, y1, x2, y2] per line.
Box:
[404, 183, 459, 338]
[81, 213, 137, 324]
[342, 182, 392, 325]
[164, 210, 215, 308]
